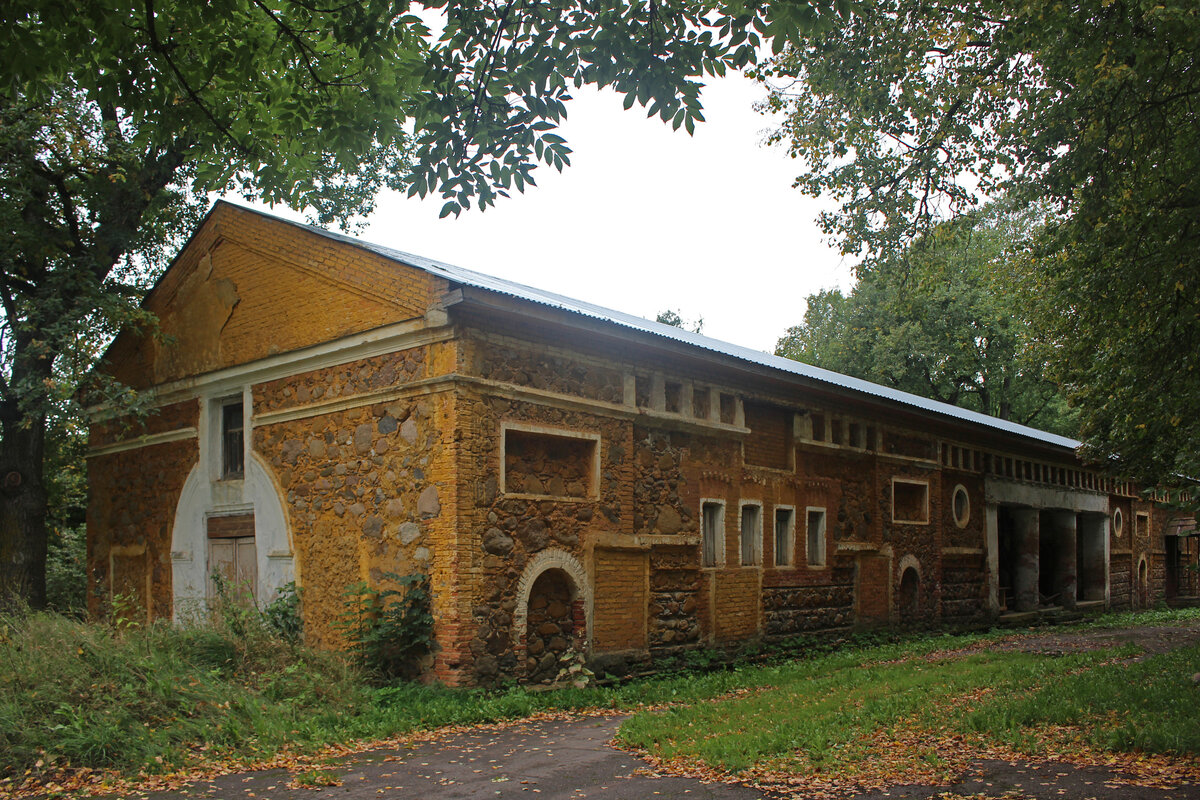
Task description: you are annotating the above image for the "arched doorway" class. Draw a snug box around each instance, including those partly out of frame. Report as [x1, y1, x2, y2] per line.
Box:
[1137, 556, 1149, 609]
[897, 554, 921, 623]
[524, 569, 580, 683]
[170, 453, 294, 621]
[512, 549, 590, 684]
[898, 566, 920, 619]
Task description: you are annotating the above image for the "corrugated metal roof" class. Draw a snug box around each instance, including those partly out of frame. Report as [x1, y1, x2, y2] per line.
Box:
[262, 203, 1081, 453]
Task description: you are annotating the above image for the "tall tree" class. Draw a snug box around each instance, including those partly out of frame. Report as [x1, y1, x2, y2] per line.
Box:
[656, 309, 704, 334]
[777, 203, 1075, 436]
[759, 0, 1199, 488]
[0, 1, 847, 606]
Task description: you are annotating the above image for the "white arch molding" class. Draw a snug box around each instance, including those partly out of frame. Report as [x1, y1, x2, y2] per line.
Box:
[170, 452, 294, 621]
[511, 548, 592, 655]
[897, 553, 922, 581]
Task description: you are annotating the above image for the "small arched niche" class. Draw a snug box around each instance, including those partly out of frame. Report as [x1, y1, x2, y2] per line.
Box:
[512, 549, 590, 684]
[898, 566, 921, 617]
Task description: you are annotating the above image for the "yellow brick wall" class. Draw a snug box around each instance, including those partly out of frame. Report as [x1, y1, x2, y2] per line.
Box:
[713, 570, 760, 641]
[87, 437, 199, 620]
[592, 549, 648, 652]
[105, 203, 447, 388]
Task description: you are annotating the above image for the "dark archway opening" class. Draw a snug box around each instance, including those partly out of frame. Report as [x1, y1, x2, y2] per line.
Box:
[1137, 557, 1150, 609]
[525, 569, 578, 684]
[997, 507, 1016, 611]
[898, 566, 920, 619]
[1166, 537, 1181, 600]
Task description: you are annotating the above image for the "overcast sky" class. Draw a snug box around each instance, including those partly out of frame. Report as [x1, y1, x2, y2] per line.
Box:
[243, 72, 855, 354]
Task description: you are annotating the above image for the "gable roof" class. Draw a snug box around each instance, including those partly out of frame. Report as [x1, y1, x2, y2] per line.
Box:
[220, 201, 1081, 453]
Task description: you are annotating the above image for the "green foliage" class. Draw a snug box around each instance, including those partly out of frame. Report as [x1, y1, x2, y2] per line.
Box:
[292, 767, 343, 788]
[5, 608, 1195, 781]
[1, 0, 855, 607]
[967, 644, 1200, 755]
[0, 606, 357, 775]
[555, 647, 595, 689]
[777, 202, 1076, 436]
[619, 617, 1200, 774]
[263, 581, 303, 646]
[655, 309, 704, 334]
[44, 525, 85, 615]
[338, 573, 433, 682]
[758, 0, 1200, 489]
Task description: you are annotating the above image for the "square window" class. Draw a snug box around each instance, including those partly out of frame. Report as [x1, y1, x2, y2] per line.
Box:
[502, 425, 598, 499]
[806, 508, 826, 567]
[740, 503, 761, 566]
[701, 501, 724, 567]
[665, 382, 682, 414]
[774, 507, 794, 567]
[692, 386, 711, 419]
[892, 479, 929, 524]
[719, 393, 737, 425]
[635, 375, 652, 408]
[810, 413, 826, 442]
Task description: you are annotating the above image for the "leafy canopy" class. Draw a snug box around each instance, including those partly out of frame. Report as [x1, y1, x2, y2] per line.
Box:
[656, 308, 705, 334]
[759, 0, 1200, 488]
[1, 0, 853, 605]
[777, 203, 1075, 437]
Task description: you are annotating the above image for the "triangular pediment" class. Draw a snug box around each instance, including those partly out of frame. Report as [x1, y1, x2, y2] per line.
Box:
[104, 203, 444, 388]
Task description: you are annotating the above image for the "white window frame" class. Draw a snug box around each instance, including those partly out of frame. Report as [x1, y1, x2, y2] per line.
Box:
[739, 501, 762, 567]
[700, 499, 726, 568]
[891, 477, 930, 525]
[773, 505, 795, 567]
[806, 507, 827, 568]
[207, 390, 249, 485]
[499, 422, 601, 501]
[951, 484, 971, 528]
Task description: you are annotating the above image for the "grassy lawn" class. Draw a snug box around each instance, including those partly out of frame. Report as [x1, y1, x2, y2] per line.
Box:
[617, 610, 1200, 791]
[2, 606, 1198, 792]
[0, 608, 761, 781]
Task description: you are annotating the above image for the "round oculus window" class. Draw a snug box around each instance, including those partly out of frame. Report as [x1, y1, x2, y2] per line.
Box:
[952, 484, 970, 528]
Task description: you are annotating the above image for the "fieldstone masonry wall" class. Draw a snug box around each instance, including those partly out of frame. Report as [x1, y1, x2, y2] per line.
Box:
[254, 347, 428, 414]
[88, 437, 199, 619]
[523, 569, 578, 683]
[88, 202, 1197, 689]
[254, 389, 450, 648]
[647, 546, 699, 648]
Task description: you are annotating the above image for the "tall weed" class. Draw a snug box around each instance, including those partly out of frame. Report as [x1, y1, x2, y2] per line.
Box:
[0, 603, 358, 776]
[337, 573, 433, 682]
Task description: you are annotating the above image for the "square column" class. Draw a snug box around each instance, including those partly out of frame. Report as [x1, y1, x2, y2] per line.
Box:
[985, 503, 1000, 613]
[1077, 513, 1109, 603]
[1048, 510, 1078, 609]
[1011, 507, 1040, 612]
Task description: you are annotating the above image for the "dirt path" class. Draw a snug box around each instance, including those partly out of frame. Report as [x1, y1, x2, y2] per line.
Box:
[991, 619, 1200, 658]
[62, 618, 1200, 800]
[113, 711, 1199, 800]
[117, 715, 767, 800]
[846, 757, 1200, 800]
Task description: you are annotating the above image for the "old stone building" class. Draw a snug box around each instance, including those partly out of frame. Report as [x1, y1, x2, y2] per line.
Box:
[87, 201, 1198, 685]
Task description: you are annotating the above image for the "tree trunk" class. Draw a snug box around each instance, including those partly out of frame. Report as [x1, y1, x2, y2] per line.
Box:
[0, 419, 48, 610]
